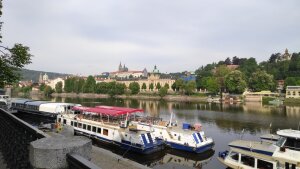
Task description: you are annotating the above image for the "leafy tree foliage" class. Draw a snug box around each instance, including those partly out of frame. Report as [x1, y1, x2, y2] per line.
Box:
[129, 82, 140, 94]
[0, 2, 33, 88]
[238, 57, 258, 79]
[156, 82, 161, 90]
[184, 81, 196, 95]
[142, 83, 147, 90]
[159, 87, 168, 98]
[55, 81, 63, 93]
[39, 83, 46, 91]
[149, 83, 154, 91]
[224, 70, 247, 94]
[249, 70, 275, 92]
[224, 57, 231, 65]
[44, 85, 54, 96]
[164, 83, 169, 89]
[204, 77, 220, 94]
[83, 76, 96, 93]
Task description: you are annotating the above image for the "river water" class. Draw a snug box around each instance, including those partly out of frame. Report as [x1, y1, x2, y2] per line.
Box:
[16, 97, 300, 169]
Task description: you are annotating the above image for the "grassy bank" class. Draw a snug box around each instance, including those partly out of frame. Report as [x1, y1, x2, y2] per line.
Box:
[284, 98, 300, 104]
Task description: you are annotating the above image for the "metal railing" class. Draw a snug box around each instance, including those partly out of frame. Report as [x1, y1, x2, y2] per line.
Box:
[67, 153, 101, 169]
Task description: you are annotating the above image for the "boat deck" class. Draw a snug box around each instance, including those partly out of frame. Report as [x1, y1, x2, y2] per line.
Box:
[229, 140, 276, 156]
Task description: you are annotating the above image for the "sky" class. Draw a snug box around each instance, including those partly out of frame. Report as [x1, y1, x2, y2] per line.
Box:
[2, 0, 300, 75]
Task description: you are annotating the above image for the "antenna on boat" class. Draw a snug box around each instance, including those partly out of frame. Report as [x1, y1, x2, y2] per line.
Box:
[169, 112, 173, 127]
[240, 129, 245, 140]
[269, 122, 272, 133]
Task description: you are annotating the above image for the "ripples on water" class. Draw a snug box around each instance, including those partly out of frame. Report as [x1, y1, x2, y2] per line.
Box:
[16, 97, 300, 169]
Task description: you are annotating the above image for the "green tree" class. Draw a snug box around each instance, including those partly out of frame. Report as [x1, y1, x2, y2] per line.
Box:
[238, 57, 258, 79]
[149, 83, 154, 91]
[224, 70, 247, 94]
[95, 82, 108, 94]
[129, 82, 140, 95]
[83, 76, 96, 93]
[171, 82, 176, 91]
[156, 82, 161, 90]
[44, 85, 54, 96]
[204, 77, 220, 94]
[249, 70, 275, 92]
[77, 78, 85, 93]
[55, 81, 63, 93]
[159, 87, 168, 98]
[164, 83, 170, 89]
[39, 83, 46, 91]
[184, 81, 196, 95]
[175, 79, 185, 94]
[142, 83, 147, 90]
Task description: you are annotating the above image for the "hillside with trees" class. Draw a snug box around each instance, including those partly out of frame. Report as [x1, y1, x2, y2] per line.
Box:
[20, 69, 70, 82]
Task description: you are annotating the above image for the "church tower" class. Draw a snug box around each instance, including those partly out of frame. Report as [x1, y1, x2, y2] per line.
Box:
[39, 73, 43, 83]
[118, 62, 122, 71]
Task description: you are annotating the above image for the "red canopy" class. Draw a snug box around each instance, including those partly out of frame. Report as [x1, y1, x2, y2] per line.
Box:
[96, 106, 144, 114]
[71, 105, 144, 116]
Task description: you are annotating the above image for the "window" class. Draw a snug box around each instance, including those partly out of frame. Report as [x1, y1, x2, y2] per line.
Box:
[103, 129, 108, 136]
[87, 125, 91, 131]
[284, 137, 300, 150]
[293, 91, 296, 96]
[83, 124, 86, 130]
[257, 159, 273, 169]
[276, 137, 286, 147]
[71, 121, 73, 126]
[287, 91, 291, 95]
[63, 119, 66, 124]
[285, 162, 296, 169]
[58, 118, 61, 123]
[74, 122, 77, 127]
[97, 128, 101, 134]
[240, 154, 254, 167]
[229, 151, 239, 161]
[78, 123, 82, 128]
[92, 126, 96, 132]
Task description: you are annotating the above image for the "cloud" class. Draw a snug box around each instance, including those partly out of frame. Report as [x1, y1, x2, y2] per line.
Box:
[2, 0, 300, 75]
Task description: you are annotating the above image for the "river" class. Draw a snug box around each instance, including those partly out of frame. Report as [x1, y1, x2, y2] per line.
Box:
[16, 97, 300, 169]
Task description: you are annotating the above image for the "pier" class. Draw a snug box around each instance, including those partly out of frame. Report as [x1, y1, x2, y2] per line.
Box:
[0, 108, 151, 169]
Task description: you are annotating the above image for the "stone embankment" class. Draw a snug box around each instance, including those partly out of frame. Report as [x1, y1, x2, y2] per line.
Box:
[52, 92, 208, 102]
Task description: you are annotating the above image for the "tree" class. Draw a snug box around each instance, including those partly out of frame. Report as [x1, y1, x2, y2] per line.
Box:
[156, 82, 161, 90]
[224, 57, 231, 65]
[164, 83, 170, 89]
[175, 79, 185, 94]
[0, 2, 33, 88]
[171, 82, 176, 91]
[149, 83, 154, 91]
[142, 83, 147, 90]
[238, 57, 258, 79]
[159, 87, 168, 98]
[204, 77, 220, 94]
[44, 85, 54, 97]
[249, 70, 275, 92]
[83, 76, 96, 93]
[224, 70, 247, 94]
[129, 82, 140, 95]
[95, 82, 108, 94]
[55, 81, 63, 93]
[39, 83, 46, 91]
[184, 81, 196, 95]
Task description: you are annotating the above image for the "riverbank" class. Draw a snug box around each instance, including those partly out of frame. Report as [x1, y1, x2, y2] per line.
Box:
[51, 92, 208, 102]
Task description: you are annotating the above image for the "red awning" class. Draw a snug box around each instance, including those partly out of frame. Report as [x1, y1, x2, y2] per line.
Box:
[72, 106, 91, 111]
[95, 106, 144, 114]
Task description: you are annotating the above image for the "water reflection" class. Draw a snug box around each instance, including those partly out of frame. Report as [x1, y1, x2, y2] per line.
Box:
[24, 97, 300, 169]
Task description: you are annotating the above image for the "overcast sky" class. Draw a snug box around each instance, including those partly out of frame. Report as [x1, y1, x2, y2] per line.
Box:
[2, 0, 300, 75]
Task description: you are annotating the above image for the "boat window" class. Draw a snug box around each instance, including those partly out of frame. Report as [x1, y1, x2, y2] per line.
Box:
[103, 129, 108, 136]
[284, 137, 300, 151]
[92, 126, 96, 132]
[97, 128, 101, 134]
[58, 118, 61, 123]
[285, 162, 296, 169]
[229, 151, 239, 161]
[87, 125, 91, 131]
[276, 137, 286, 147]
[78, 123, 82, 128]
[71, 121, 73, 126]
[63, 119, 66, 124]
[257, 159, 273, 169]
[241, 154, 254, 167]
[83, 124, 86, 130]
[74, 122, 77, 127]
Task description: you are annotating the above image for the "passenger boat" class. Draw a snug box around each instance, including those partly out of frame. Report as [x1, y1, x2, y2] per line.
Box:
[57, 106, 164, 154]
[95, 106, 214, 153]
[11, 99, 80, 117]
[0, 94, 10, 109]
[218, 129, 300, 169]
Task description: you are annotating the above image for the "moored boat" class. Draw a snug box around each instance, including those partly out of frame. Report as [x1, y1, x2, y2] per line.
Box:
[95, 106, 214, 153]
[218, 129, 300, 169]
[57, 106, 165, 154]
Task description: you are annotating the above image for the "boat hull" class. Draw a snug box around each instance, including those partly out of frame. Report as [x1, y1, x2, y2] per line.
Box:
[165, 141, 214, 153]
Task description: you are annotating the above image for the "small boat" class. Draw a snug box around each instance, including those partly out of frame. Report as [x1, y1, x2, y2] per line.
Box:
[0, 94, 10, 110]
[57, 106, 165, 154]
[11, 99, 80, 117]
[218, 129, 300, 169]
[95, 106, 214, 153]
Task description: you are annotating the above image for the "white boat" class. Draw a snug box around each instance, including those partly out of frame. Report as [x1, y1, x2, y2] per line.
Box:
[0, 94, 11, 109]
[95, 106, 214, 153]
[11, 99, 80, 117]
[57, 107, 165, 154]
[218, 129, 300, 169]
